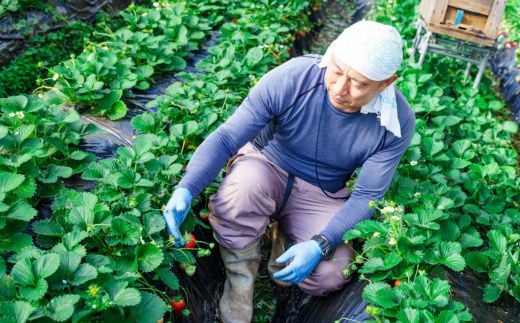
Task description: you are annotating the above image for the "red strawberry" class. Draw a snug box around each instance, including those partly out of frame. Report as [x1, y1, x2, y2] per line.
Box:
[170, 298, 186, 314]
[184, 233, 197, 249]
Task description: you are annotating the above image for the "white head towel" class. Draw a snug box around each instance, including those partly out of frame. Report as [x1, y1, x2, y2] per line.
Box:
[318, 20, 403, 137]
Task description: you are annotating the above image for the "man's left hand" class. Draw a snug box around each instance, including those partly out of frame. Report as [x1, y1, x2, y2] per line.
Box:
[272, 240, 323, 284]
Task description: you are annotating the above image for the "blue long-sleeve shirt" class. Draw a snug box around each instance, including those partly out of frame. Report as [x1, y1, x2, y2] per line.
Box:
[178, 55, 415, 247]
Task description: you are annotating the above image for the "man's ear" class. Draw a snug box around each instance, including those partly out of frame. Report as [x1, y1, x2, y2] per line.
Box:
[378, 74, 398, 92]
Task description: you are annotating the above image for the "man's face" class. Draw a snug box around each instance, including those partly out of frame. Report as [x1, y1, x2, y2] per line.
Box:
[324, 53, 396, 112]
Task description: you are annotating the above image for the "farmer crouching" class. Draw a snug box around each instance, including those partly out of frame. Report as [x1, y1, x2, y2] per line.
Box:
[162, 20, 415, 323]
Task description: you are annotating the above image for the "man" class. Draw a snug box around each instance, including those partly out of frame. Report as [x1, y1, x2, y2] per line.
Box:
[163, 20, 415, 322]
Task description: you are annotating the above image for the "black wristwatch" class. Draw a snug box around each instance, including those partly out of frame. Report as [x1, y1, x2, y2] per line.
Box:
[311, 234, 334, 260]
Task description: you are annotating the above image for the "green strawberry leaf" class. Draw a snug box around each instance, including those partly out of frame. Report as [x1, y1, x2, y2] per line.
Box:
[0, 126, 7, 139]
[45, 294, 80, 322]
[110, 218, 141, 246]
[0, 233, 33, 253]
[0, 275, 17, 300]
[483, 284, 501, 303]
[132, 113, 157, 133]
[439, 242, 465, 271]
[458, 231, 483, 249]
[362, 281, 390, 305]
[246, 47, 263, 66]
[464, 251, 489, 273]
[8, 201, 37, 222]
[128, 292, 168, 323]
[107, 101, 127, 120]
[13, 177, 36, 199]
[19, 278, 47, 301]
[502, 121, 518, 133]
[11, 258, 35, 286]
[112, 288, 142, 307]
[421, 137, 444, 156]
[69, 207, 94, 230]
[59, 251, 82, 274]
[451, 140, 472, 157]
[44, 90, 70, 105]
[487, 230, 507, 254]
[39, 165, 73, 183]
[360, 258, 384, 274]
[143, 213, 165, 236]
[74, 192, 98, 209]
[344, 220, 389, 240]
[512, 285, 520, 302]
[13, 125, 35, 144]
[35, 253, 60, 278]
[157, 267, 180, 290]
[70, 263, 97, 286]
[436, 310, 458, 323]
[136, 244, 164, 272]
[397, 308, 420, 323]
[0, 172, 25, 194]
[0, 301, 35, 323]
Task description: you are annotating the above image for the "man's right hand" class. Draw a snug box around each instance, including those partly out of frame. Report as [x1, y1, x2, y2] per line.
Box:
[163, 188, 193, 247]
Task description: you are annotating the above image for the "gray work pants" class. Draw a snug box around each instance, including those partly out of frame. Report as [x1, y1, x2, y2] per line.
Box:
[209, 143, 354, 296]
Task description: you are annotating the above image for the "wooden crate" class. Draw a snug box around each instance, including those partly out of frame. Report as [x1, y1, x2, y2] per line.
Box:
[419, 0, 506, 46]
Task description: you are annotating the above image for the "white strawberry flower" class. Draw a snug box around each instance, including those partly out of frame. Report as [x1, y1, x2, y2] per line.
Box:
[382, 206, 395, 213]
[410, 160, 418, 166]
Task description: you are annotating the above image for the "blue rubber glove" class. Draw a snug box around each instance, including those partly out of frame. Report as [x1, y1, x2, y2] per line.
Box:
[163, 187, 193, 247]
[272, 240, 323, 284]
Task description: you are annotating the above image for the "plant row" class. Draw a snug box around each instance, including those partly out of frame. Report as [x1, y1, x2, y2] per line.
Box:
[0, 13, 127, 98]
[0, 0, 323, 322]
[0, 0, 47, 19]
[340, 0, 519, 322]
[41, 1, 219, 120]
[0, 0, 229, 321]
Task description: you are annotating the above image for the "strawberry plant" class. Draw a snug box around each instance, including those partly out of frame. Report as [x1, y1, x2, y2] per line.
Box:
[45, 1, 214, 120]
[0, 1, 370, 321]
[344, 200, 467, 282]
[0, 94, 95, 254]
[343, 1, 520, 321]
[0, 0, 19, 17]
[362, 276, 472, 322]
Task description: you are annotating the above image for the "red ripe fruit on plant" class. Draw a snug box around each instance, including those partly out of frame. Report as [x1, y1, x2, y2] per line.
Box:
[170, 298, 186, 314]
[394, 279, 402, 287]
[184, 233, 197, 249]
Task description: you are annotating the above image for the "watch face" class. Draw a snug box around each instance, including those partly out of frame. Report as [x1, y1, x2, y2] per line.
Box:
[323, 248, 334, 260]
[311, 234, 334, 259]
